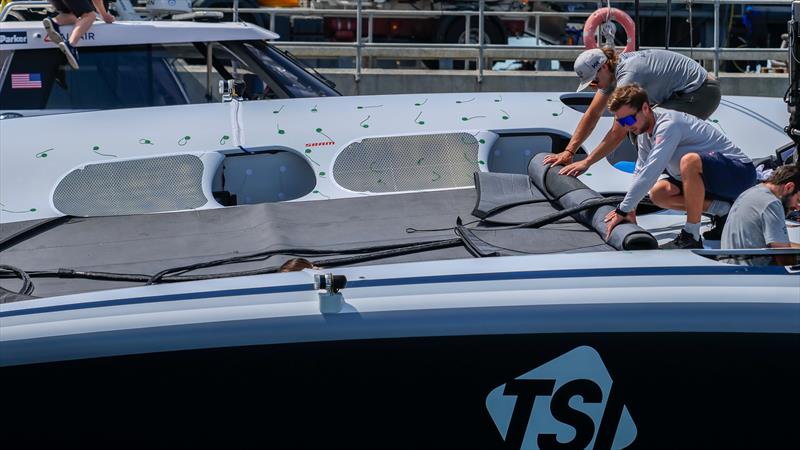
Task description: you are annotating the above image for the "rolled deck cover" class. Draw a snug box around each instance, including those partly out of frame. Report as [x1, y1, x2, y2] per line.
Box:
[528, 153, 657, 250]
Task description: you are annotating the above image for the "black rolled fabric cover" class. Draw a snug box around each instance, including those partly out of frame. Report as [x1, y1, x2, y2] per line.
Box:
[528, 154, 657, 250]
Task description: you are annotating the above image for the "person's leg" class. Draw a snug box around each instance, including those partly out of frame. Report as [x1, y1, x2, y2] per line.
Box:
[54, 12, 78, 25]
[649, 177, 712, 212]
[650, 179, 686, 210]
[68, 11, 96, 47]
[657, 78, 722, 121]
[679, 153, 706, 226]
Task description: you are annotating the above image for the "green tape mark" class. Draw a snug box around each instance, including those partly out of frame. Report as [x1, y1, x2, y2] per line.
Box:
[178, 136, 191, 146]
[0, 203, 36, 213]
[414, 98, 428, 106]
[494, 95, 502, 103]
[138, 138, 154, 145]
[316, 128, 333, 142]
[304, 148, 320, 166]
[220, 135, 230, 145]
[92, 145, 117, 157]
[456, 97, 475, 104]
[273, 105, 285, 114]
[312, 190, 330, 198]
[311, 105, 318, 112]
[360, 115, 371, 128]
[431, 170, 441, 182]
[500, 109, 510, 120]
[35, 148, 54, 158]
[414, 111, 425, 125]
[357, 104, 383, 109]
[461, 115, 485, 122]
[277, 123, 285, 135]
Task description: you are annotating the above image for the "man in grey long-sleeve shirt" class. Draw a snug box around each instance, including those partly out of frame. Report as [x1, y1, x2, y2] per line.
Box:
[544, 48, 720, 177]
[603, 84, 756, 249]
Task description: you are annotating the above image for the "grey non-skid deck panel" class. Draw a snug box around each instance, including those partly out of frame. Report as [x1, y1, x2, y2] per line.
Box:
[0, 184, 609, 298]
[0, 189, 480, 297]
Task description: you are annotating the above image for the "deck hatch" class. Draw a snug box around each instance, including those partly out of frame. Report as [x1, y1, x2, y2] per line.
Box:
[53, 154, 207, 216]
[332, 132, 480, 193]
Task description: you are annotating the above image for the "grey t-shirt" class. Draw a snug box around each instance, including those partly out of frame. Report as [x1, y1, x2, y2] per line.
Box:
[619, 109, 751, 212]
[721, 184, 789, 265]
[601, 49, 708, 104]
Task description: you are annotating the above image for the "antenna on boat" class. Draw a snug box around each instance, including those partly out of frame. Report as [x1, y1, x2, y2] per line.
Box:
[786, 1, 800, 151]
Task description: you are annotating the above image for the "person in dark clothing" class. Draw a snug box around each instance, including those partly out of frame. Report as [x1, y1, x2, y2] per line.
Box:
[42, 0, 115, 70]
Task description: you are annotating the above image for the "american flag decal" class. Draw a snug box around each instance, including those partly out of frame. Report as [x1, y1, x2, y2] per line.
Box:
[11, 73, 42, 89]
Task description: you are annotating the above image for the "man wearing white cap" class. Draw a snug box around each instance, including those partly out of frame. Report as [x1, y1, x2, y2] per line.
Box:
[543, 47, 723, 236]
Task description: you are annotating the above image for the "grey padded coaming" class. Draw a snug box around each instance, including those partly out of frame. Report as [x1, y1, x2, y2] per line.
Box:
[472, 172, 546, 219]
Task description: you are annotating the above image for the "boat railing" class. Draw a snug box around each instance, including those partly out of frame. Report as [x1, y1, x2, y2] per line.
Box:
[0, 1, 51, 21]
[186, 0, 791, 81]
[1, 0, 790, 82]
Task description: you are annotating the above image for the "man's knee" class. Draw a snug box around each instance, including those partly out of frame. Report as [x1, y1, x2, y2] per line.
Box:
[679, 153, 702, 175]
[78, 11, 97, 22]
[649, 180, 677, 203]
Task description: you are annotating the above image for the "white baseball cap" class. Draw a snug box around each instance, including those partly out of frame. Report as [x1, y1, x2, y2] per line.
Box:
[574, 48, 608, 92]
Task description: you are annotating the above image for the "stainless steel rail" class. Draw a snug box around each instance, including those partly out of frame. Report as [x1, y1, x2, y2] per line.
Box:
[201, 0, 791, 82]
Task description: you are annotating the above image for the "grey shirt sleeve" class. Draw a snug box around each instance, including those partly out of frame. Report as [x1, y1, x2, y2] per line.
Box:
[619, 123, 680, 212]
[762, 201, 790, 245]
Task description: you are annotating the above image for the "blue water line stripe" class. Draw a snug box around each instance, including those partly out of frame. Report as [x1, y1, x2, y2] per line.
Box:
[346, 265, 792, 288]
[0, 265, 792, 319]
[0, 284, 315, 318]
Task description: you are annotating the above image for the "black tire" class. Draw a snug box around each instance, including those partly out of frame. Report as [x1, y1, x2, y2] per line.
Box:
[423, 17, 507, 70]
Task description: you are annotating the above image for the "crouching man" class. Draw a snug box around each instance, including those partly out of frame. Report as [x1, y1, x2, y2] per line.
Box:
[722, 165, 800, 265]
[603, 84, 756, 249]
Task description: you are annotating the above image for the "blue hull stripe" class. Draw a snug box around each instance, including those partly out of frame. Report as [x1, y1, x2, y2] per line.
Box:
[0, 265, 792, 318]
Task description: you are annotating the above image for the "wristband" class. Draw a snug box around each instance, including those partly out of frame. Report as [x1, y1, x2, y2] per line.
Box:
[614, 206, 628, 217]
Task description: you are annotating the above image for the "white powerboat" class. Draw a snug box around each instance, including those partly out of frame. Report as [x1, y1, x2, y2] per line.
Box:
[1, 8, 798, 449]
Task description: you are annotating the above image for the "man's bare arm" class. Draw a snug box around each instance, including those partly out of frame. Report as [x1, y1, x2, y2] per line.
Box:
[558, 122, 628, 176]
[543, 91, 609, 167]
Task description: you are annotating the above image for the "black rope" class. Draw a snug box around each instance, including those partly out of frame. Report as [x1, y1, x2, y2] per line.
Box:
[0, 265, 35, 296]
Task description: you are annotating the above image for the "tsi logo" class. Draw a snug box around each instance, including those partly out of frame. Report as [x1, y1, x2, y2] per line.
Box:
[486, 346, 636, 450]
[0, 32, 27, 45]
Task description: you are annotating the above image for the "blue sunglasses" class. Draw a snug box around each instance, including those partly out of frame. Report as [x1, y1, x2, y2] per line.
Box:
[616, 113, 638, 127]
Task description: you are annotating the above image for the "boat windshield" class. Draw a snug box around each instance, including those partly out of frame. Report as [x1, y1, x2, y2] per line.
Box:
[230, 40, 339, 99]
[0, 38, 339, 119]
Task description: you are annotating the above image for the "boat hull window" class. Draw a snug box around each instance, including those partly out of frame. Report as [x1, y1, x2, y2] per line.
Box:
[211, 150, 316, 205]
[53, 154, 207, 217]
[559, 92, 613, 116]
[332, 133, 480, 193]
[487, 132, 582, 175]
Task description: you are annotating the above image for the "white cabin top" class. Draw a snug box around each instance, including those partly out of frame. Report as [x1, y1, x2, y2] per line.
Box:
[0, 20, 279, 50]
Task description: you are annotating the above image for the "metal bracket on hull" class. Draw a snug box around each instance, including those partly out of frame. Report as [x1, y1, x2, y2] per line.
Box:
[315, 273, 348, 314]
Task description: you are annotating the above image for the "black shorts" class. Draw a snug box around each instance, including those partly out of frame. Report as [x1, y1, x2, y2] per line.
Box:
[50, 0, 95, 17]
